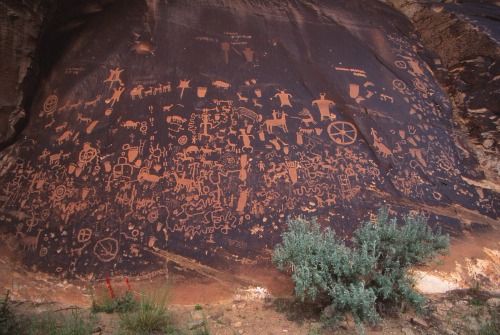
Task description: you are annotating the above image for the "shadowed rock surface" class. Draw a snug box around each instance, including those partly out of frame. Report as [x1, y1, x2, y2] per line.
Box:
[0, 0, 498, 280]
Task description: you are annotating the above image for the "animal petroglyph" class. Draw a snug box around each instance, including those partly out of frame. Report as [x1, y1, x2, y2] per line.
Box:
[0, 5, 494, 281]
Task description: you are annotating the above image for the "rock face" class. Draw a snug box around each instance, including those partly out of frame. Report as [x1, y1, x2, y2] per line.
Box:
[0, 0, 55, 144]
[0, 0, 498, 279]
[387, 0, 500, 185]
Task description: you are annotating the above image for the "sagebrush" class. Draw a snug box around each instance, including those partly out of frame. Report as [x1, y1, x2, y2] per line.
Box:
[273, 207, 450, 327]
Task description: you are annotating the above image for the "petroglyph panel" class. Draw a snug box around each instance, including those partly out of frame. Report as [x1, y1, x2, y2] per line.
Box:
[0, 0, 497, 279]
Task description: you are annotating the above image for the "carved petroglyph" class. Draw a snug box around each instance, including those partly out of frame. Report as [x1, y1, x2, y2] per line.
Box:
[312, 93, 336, 120]
[0, 25, 493, 280]
[103, 67, 124, 88]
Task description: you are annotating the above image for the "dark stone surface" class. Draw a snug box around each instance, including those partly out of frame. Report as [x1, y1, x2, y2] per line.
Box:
[0, 0, 498, 279]
[0, 0, 56, 144]
[387, 0, 500, 184]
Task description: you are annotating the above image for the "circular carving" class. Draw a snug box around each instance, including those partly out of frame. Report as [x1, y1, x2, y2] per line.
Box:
[413, 79, 427, 92]
[93, 238, 119, 262]
[79, 145, 98, 164]
[53, 185, 67, 200]
[77, 228, 92, 243]
[392, 79, 406, 91]
[327, 121, 357, 145]
[147, 210, 159, 223]
[178, 135, 188, 145]
[433, 191, 442, 200]
[43, 95, 58, 113]
[39, 247, 48, 257]
[395, 60, 407, 69]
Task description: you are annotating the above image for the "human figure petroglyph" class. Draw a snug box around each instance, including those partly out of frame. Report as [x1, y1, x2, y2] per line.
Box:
[198, 109, 216, 140]
[103, 67, 124, 89]
[312, 93, 336, 121]
[105, 86, 125, 106]
[264, 110, 288, 133]
[273, 90, 292, 107]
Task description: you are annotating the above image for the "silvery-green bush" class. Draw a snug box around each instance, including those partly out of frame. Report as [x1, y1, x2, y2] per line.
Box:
[273, 207, 449, 327]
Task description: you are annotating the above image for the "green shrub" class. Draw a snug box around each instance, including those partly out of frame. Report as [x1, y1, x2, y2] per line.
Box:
[119, 283, 174, 335]
[273, 206, 449, 327]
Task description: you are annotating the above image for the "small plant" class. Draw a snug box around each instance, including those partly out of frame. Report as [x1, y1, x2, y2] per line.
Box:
[92, 279, 138, 314]
[194, 304, 203, 310]
[0, 291, 21, 335]
[119, 283, 174, 335]
[273, 206, 450, 328]
[25, 309, 97, 335]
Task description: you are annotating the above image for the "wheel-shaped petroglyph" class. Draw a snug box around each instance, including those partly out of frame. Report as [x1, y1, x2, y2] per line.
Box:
[43, 95, 58, 114]
[327, 121, 357, 145]
[93, 238, 119, 262]
[77, 228, 92, 243]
